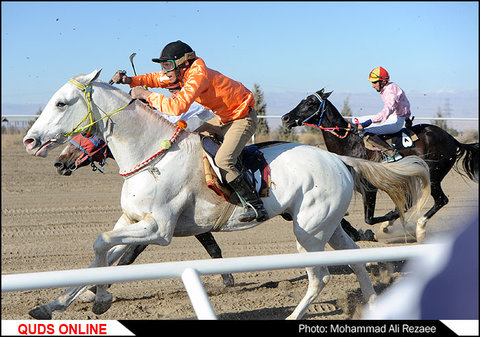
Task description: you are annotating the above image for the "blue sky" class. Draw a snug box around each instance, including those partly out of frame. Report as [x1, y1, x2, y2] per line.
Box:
[1, 1, 478, 108]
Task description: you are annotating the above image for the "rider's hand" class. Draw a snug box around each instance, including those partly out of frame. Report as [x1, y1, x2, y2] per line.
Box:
[112, 70, 132, 84]
[130, 86, 151, 100]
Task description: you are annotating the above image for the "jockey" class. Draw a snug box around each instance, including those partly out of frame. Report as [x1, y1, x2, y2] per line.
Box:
[354, 66, 411, 162]
[112, 40, 267, 222]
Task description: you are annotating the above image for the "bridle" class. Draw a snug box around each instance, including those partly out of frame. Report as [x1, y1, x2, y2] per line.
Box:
[64, 78, 135, 138]
[301, 92, 352, 139]
[300, 92, 326, 127]
[70, 133, 108, 173]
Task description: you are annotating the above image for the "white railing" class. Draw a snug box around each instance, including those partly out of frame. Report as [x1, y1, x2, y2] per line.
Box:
[1, 244, 442, 320]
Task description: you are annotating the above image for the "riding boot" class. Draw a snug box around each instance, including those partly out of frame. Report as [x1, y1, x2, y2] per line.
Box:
[365, 134, 402, 163]
[228, 174, 268, 222]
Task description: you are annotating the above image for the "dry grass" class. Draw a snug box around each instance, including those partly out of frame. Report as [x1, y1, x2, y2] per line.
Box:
[1, 134, 25, 148]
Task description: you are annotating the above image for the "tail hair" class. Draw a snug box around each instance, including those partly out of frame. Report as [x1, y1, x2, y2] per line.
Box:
[455, 142, 479, 183]
[340, 155, 431, 225]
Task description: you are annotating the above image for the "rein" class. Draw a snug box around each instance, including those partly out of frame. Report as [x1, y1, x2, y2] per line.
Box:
[301, 92, 351, 139]
[118, 125, 184, 178]
[65, 79, 134, 138]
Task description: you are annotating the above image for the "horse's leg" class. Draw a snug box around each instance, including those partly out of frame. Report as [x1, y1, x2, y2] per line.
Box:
[80, 244, 144, 303]
[416, 180, 448, 243]
[341, 218, 377, 242]
[328, 225, 376, 307]
[362, 189, 400, 233]
[341, 218, 361, 241]
[117, 244, 148, 265]
[91, 213, 170, 315]
[286, 214, 334, 320]
[286, 239, 330, 320]
[195, 232, 234, 287]
[29, 244, 128, 319]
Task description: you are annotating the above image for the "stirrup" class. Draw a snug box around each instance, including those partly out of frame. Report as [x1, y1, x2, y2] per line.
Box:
[238, 202, 268, 222]
[382, 152, 403, 163]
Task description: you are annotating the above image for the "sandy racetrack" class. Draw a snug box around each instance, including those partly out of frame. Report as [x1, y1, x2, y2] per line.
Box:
[2, 134, 478, 320]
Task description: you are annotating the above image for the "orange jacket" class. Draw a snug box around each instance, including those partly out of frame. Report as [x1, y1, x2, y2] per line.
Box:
[129, 58, 254, 123]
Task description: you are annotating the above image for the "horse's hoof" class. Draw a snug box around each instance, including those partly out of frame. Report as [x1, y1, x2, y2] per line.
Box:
[78, 289, 96, 303]
[222, 273, 235, 288]
[29, 305, 52, 320]
[92, 293, 113, 315]
[363, 229, 377, 241]
[382, 226, 390, 233]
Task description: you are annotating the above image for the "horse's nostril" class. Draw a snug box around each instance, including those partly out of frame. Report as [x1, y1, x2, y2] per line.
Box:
[281, 115, 289, 122]
[54, 161, 64, 169]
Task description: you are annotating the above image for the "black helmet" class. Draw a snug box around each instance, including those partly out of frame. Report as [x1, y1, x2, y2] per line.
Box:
[152, 40, 196, 65]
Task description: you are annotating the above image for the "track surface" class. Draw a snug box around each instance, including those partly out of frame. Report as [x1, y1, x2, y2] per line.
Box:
[2, 134, 477, 320]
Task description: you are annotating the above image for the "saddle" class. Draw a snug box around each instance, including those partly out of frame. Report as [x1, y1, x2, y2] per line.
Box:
[363, 118, 419, 151]
[200, 135, 282, 201]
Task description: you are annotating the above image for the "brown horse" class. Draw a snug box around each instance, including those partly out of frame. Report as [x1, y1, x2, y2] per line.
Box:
[282, 89, 478, 241]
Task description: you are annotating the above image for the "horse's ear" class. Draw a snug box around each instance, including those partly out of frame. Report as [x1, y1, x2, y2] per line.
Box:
[323, 91, 333, 99]
[316, 88, 333, 99]
[80, 69, 102, 86]
[87, 68, 102, 84]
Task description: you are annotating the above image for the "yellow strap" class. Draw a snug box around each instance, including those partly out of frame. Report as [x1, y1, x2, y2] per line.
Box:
[64, 79, 133, 138]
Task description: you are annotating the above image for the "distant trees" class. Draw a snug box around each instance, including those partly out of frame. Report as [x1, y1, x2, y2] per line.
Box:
[253, 83, 269, 137]
[341, 96, 352, 117]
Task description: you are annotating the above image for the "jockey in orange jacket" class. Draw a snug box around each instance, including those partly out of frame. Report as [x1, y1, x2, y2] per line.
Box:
[112, 40, 267, 222]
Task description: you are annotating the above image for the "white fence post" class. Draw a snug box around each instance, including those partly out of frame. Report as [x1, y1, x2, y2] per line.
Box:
[181, 268, 217, 320]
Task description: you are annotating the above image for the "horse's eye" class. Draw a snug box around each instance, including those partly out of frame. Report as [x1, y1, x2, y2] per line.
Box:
[56, 102, 66, 108]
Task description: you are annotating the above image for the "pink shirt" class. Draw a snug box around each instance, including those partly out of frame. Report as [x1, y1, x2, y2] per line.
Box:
[371, 82, 411, 123]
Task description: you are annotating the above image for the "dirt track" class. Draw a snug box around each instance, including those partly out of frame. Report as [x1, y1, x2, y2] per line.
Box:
[1, 134, 478, 320]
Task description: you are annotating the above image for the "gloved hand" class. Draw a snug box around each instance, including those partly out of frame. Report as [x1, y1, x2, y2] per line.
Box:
[130, 86, 151, 100]
[112, 70, 132, 84]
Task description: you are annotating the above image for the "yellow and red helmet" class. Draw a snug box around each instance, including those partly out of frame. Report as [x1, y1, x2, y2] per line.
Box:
[368, 66, 389, 82]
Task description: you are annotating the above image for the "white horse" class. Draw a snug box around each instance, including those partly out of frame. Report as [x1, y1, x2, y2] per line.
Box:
[23, 69, 430, 320]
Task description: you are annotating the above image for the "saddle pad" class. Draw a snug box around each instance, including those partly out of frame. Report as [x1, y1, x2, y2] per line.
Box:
[203, 152, 232, 202]
[364, 128, 418, 151]
[388, 128, 418, 149]
[200, 135, 276, 198]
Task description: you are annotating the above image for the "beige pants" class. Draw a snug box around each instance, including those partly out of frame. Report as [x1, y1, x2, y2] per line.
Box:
[196, 109, 257, 183]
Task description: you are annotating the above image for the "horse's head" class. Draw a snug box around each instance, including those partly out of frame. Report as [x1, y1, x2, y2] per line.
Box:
[281, 89, 332, 129]
[54, 133, 110, 175]
[23, 69, 103, 157]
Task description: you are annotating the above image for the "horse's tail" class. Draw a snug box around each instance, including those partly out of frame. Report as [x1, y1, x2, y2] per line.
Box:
[454, 140, 479, 183]
[339, 155, 431, 225]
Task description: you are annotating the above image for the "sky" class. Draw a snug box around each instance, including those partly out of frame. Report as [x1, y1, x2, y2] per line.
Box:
[1, 1, 478, 111]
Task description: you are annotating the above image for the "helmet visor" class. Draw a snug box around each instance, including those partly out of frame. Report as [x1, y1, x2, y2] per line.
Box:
[160, 60, 176, 72]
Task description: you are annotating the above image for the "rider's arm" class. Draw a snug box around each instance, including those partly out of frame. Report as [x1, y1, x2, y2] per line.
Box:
[129, 72, 169, 89]
[146, 64, 209, 116]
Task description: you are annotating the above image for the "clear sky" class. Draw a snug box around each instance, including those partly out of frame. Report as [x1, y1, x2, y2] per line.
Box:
[1, 1, 478, 106]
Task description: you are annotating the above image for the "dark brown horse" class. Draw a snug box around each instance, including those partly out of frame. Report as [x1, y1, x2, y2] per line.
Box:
[54, 133, 235, 288]
[281, 89, 478, 241]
